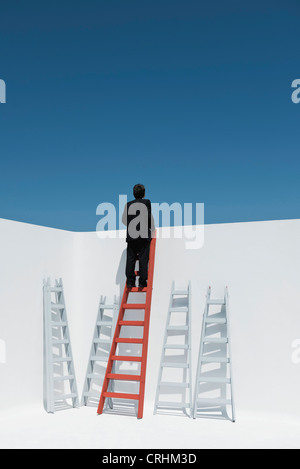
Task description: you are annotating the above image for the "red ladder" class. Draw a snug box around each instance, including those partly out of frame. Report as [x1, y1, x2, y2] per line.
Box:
[97, 233, 157, 419]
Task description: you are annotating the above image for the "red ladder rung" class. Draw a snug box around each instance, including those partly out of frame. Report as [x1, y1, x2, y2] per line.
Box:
[128, 287, 148, 292]
[107, 373, 141, 381]
[111, 355, 142, 362]
[115, 338, 143, 344]
[122, 303, 146, 309]
[119, 320, 144, 326]
[103, 392, 140, 400]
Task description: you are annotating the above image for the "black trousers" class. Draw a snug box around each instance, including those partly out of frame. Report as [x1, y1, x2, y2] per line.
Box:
[126, 238, 151, 286]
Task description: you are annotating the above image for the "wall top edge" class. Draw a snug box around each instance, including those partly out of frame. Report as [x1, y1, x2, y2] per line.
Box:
[0, 216, 300, 235]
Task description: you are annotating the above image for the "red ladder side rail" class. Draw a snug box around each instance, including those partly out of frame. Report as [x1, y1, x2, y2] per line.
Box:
[137, 232, 156, 419]
[97, 232, 157, 418]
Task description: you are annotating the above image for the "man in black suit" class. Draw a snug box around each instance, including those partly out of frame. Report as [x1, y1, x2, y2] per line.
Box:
[122, 184, 155, 288]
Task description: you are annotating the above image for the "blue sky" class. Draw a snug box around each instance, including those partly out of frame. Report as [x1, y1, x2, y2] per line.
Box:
[0, 0, 299, 231]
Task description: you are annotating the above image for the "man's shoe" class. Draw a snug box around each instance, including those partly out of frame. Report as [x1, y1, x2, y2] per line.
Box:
[138, 282, 147, 288]
[127, 283, 135, 288]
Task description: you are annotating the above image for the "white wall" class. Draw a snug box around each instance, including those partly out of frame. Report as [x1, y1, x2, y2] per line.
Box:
[149, 220, 300, 418]
[71, 231, 128, 393]
[74, 220, 300, 419]
[0, 219, 76, 413]
[1, 218, 300, 420]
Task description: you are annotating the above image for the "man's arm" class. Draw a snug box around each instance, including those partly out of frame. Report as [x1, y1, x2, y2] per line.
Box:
[122, 203, 127, 226]
[148, 200, 155, 235]
[150, 213, 155, 234]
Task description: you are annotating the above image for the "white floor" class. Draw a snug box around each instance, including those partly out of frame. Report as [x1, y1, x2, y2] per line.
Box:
[0, 404, 299, 449]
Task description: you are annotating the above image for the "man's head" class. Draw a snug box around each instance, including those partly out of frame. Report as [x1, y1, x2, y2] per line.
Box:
[133, 184, 145, 199]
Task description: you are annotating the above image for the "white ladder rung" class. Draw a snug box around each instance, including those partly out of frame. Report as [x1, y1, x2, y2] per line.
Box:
[197, 398, 231, 406]
[87, 373, 103, 379]
[205, 317, 226, 324]
[83, 391, 100, 398]
[54, 393, 77, 401]
[94, 338, 111, 344]
[201, 356, 229, 363]
[52, 356, 72, 362]
[54, 375, 75, 381]
[97, 321, 112, 326]
[198, 377, 230, 384]
[52, 339, 69, 345]
[172, 290, 189, 295]
[51, 321, 67, 327]
[156, 401, 190, 408]
[207, 299, 225, 305]
[162, 362, 189, 368]
[90, 355, 109, 361]
[167, 325, 188, 331]
[51, 303, 65, 309]
[203, 337, 228, 344]
[164, 344, 188, 350]
[159, 382, 189, 388]
[169, 307, 188, 312]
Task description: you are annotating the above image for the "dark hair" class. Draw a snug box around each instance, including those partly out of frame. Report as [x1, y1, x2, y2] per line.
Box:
[133, 184, 145, 199]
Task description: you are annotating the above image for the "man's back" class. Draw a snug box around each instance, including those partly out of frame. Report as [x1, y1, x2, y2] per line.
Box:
[123, 198, 154, 242]
[123, 184, 155, 288]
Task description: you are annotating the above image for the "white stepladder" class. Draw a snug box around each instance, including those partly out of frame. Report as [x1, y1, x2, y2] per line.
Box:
[43, 278, 79, 413]
[154, 282, 193, 417]
[81, 295, 119, 407]
[193, 286, 235, 422]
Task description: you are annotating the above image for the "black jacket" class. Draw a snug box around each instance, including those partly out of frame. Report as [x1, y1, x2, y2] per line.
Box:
[122, 198, 155, 242]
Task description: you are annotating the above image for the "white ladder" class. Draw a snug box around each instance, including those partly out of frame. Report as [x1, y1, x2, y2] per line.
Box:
[43, 278, 79, 413]
[81, 295, 119, 407]
[193, 286, 235, 422]
[154, 282, 192, 417]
